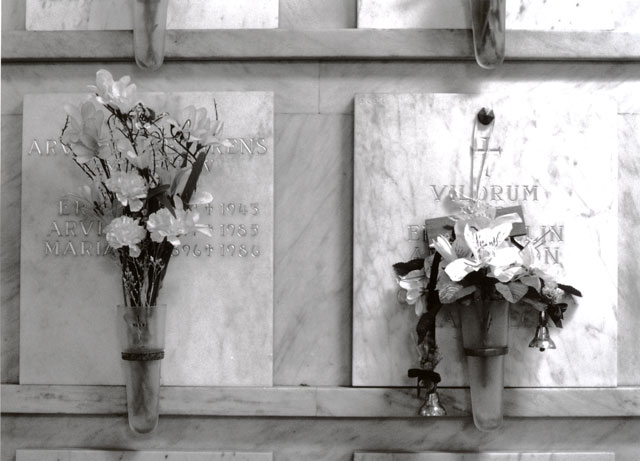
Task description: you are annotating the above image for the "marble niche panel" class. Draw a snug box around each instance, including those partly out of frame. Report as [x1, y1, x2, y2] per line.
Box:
[16, 450, 272, 461]
[353, 93, 617, 387]
[354, 453, 614, 461]
[27, 0, 278, 30]
[357, 0, 620, 30]
[20, 91, 274, 386]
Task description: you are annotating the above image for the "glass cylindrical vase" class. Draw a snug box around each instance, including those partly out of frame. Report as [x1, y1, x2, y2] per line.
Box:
[117, 304, 167, 434]
[469, 0, 506, 69]
[133, 0, 169, 70]
[459, 299, 509, 431]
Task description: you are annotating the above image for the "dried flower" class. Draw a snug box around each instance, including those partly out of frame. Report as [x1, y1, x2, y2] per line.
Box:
[132, 103, 157, 129]
[542, 283, 564, 304]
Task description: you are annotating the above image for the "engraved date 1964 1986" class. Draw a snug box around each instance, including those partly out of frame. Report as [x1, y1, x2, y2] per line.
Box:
[172, 243, 261, 258]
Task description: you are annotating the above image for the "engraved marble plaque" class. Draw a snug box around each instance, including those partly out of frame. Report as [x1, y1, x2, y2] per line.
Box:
[357, 0, 617, 30]
[17, 450, 272, 461]
[27, 0, 278, 30]
[354, 453, 614, 461]
[353, 93, 617, 387]
[20, 92, 274, 386]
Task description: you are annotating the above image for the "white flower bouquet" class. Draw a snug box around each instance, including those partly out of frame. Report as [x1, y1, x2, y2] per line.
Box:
[60, 69, 228, 307]
[394, 199, 581, 335]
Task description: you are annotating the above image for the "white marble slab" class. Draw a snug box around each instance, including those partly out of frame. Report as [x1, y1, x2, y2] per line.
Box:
[27, 0, 278, 30]
[357, 0, 618, 31]
[17, 450, 272, 461]
[353, 93, 617, 387]
[615, 2, 640, 32]
[20, 91, 274, 386]
[354, 453, 614, 461]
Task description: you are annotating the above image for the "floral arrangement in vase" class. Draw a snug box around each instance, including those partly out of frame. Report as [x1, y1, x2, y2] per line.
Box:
[59, 69, 230, 433]
[393, 108, 581, 430]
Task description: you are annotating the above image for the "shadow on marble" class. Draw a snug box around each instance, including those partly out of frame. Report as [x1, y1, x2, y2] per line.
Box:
[2, 62, 320, 116]
[280, 0, 356, 29]
[1, 116, 23, 384]
[1, 0, 25, 31]
[319, 62, 640, 115]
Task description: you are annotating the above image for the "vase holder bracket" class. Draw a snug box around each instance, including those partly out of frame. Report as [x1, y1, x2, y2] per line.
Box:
[121, 351, 165, 361]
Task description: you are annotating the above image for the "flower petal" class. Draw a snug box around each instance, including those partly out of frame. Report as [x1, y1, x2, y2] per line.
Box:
[445, 257, 479, 282]
[189, 190, 213, 205]
[433, 236, 457, 263]
[414, 296, 426, 316]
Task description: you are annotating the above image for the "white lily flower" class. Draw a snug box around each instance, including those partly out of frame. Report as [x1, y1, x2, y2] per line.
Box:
[397, 268, 428, 316]
[90, 69, 138, 113]
[444, 222, 520, 282]
[517, 243, 564, 286]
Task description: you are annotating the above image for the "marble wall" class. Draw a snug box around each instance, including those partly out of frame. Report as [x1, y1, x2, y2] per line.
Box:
[3, 62, 640, 390]
[357, 0, 639, 31]
[3, 416, 640, 461]
[354, 453, 613, 461]
[25, 0, 278, 30]
[1, 0, 358, 30]
[16, 450, 272, 461]
[2, 3, 640, 458]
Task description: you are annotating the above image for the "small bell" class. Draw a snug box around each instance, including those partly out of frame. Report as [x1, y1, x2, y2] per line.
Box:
[529, 311, 556, 352]
[419, 391, 447, 417]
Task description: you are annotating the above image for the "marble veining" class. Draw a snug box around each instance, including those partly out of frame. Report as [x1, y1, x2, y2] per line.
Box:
[319, 62, 640, 116]
[4, 416, 638, 461]
[279, 0, 357, 29]
[353, 93, 617, 387]
[27, 0, 278, 30]
[1, 116, 23, 384]
[17, 450, 272, 461]
[1, 63, 320, 117]
[274, 115, 353, 386]
[617, 114, 640, 386]
[20, 92, 274, 386]
[357, 0, 620, 30]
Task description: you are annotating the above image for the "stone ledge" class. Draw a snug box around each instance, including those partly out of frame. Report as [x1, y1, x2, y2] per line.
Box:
[2, 385, 639, 417]
[2, 30, 640, 62]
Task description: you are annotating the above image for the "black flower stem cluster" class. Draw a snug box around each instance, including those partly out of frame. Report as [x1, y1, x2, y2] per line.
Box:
[409, 251, 443, 395]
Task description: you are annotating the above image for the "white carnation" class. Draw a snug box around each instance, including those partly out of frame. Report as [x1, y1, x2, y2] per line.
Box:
[104, 216, 147, 257]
